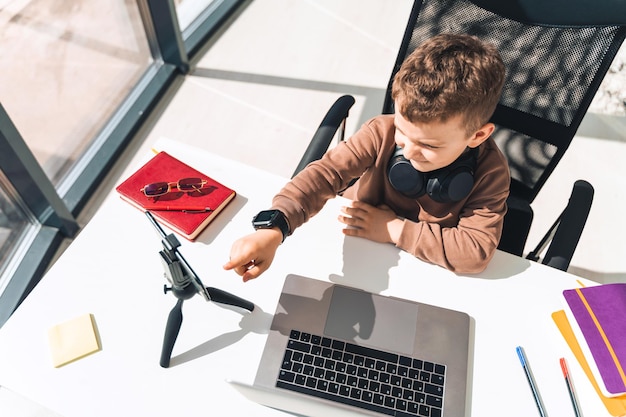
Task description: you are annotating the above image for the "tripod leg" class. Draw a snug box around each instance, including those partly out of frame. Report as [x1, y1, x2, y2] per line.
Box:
[206, 287, 254, 312]
[160, 298, 184, 368]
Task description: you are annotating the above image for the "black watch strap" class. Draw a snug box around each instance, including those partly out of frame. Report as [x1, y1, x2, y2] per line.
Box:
[252, 210, 290, 242]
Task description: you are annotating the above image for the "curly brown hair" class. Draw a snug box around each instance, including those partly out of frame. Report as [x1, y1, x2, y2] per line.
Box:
[391, 33, 505, 134]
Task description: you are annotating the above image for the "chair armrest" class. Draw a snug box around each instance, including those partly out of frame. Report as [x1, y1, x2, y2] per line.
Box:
[498, 195, 534, 257]
[540, 180, 594, 271]
[292, 95, 355, 178]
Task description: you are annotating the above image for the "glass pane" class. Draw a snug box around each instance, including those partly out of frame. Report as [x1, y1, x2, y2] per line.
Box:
[0, 175, 36, 295]
[175, 0, 222, 31]
[0, 0, 152, 185]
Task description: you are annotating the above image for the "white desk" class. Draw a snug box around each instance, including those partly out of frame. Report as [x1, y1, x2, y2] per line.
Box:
[0, 139, 610, 416]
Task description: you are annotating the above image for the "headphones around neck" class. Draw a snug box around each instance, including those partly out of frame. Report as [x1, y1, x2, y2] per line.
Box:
[387, 146, 478, 202]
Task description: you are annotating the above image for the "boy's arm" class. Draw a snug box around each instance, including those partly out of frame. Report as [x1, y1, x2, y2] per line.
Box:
[396, 203, 506, 273]
[272, 121, 382, 235]
[225, 119, 383, 281]
[396, 167, 510, 274]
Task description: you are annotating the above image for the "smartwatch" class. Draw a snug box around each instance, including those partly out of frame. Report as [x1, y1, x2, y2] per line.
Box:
[252, 209, 290, 242]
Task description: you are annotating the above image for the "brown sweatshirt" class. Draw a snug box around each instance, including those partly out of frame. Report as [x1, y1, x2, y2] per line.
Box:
[272, 114, 510, 273]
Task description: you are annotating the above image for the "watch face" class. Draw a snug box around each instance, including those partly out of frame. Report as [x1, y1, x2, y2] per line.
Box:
[253, 210, 287, 241]
[254, 210, 276, 223]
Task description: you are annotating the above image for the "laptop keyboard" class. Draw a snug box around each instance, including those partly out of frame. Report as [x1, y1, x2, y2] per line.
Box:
[276, 329, 445, 417]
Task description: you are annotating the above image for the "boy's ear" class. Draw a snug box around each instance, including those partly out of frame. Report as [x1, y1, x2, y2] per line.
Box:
[468, 122, 495, 148]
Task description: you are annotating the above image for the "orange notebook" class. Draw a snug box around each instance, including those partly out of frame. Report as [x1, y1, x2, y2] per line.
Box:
[115, 151, 236, 240]
[552, 310, 626, 416]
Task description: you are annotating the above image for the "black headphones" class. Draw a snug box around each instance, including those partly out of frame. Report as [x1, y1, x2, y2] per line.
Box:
[387, 146, 478, 202]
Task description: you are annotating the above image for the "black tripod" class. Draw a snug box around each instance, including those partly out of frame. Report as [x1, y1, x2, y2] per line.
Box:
[145, 211, 254, 368]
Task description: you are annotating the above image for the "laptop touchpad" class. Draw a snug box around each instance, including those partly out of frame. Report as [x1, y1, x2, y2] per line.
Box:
[324, 286, 418, 355]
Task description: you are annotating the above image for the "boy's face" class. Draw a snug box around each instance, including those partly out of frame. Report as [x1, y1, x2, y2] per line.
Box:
[393, 108, 492, 173]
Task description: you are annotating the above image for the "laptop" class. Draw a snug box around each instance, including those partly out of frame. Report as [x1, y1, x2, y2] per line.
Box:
[230, 274, 471, 417]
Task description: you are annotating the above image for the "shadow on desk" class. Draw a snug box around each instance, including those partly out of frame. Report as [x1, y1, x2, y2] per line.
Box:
[329, 236, 400, 294]
[169, 304, 273, 367]
[194, 194, 248, 245]
[474, 251, 532, 280]
[329, 235, 531, 289]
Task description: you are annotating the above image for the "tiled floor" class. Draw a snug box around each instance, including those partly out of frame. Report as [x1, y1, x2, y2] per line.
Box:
[103, 0, 626, 284]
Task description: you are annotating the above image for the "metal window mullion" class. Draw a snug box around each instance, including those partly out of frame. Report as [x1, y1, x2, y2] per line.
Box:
[183, 0, 246, 58]
[0, 225, 64, 328]
[0, 103, 78, 238]
[141, 0, 190, 73]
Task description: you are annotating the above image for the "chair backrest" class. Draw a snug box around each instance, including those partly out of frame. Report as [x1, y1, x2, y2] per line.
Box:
[382, 0, 626, 204]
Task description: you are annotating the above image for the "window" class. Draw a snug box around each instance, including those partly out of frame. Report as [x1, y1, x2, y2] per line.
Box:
[176, 0, 221, 31]
[0, 0, 245, 327]
[0, 1, 151, 186]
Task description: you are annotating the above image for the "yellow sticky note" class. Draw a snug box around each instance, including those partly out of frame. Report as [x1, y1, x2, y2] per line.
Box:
[47, 313, 101, 368]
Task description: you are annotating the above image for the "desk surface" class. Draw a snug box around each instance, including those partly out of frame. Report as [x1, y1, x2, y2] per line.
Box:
[0, 139, 610, 416]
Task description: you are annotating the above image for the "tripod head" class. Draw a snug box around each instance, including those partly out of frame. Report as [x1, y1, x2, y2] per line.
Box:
[145, 211, 254, 367]
[146, 211, 210, 301]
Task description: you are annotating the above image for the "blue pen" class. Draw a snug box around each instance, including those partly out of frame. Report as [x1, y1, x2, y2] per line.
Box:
[516, 346, 548, 417]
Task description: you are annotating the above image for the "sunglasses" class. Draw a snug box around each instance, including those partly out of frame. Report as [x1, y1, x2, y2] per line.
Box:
[140, 177, 208, 198]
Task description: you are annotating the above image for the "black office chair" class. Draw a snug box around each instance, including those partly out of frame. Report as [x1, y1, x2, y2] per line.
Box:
[293, 0, 626, 271]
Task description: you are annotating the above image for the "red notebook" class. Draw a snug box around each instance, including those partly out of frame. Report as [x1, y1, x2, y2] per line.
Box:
[115, 151, 236, 240]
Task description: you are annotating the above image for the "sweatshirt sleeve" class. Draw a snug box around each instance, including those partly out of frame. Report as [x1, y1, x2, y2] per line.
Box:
[395, 145, 510, 274]
[271, 119, 382, 235]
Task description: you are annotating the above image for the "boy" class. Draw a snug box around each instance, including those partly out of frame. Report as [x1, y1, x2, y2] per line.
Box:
[224, 33, 510, 281]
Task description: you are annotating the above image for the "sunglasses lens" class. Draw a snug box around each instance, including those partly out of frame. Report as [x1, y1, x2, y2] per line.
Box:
[178, 177, 203, 191]
[143, 182, 169, 196]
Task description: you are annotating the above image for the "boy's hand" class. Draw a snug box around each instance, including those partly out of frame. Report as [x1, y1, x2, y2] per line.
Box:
[339, 201, 403, 244]
[223, 229, 283, 282]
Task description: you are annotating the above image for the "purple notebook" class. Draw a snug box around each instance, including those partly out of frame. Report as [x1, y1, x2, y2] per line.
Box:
[563, 284, 626, 395]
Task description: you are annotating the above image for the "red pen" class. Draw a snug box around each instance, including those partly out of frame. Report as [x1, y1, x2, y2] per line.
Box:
[143, 206, 213, 213]
[560, 358, 582, 417]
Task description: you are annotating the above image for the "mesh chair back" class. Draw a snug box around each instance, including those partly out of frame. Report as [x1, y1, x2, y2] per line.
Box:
[382, 0, 626, 203]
